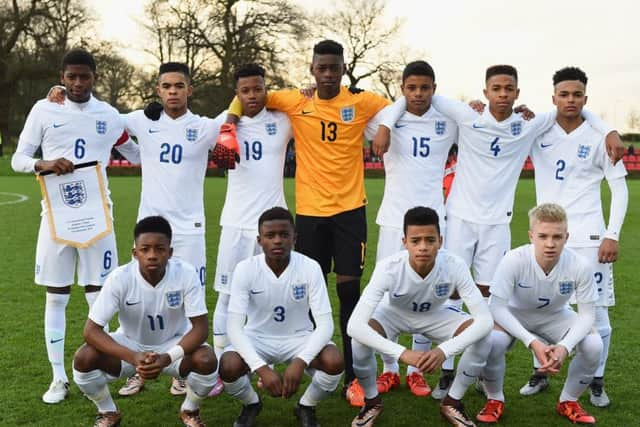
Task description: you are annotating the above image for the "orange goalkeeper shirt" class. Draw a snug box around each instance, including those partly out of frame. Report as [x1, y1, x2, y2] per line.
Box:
[265, 87, 389, 216]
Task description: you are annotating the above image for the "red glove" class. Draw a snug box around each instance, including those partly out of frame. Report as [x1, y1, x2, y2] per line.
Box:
[212, 123, 240, 169]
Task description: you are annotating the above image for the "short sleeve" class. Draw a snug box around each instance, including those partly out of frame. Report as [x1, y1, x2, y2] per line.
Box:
[266, 89, 303, 115]
[359, 92, 391, 121]
[88, 272, 122, 327]
[120, 111, 142, 137]
[183, 268, 208, 318]
[307, 259, 332, 316]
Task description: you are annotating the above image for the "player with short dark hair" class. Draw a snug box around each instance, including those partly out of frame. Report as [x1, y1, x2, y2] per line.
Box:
[220, 207, 343, 427]
[522, 66, 628, 406]
[11, 47, 139, 404]
[477, 204, 602, 425]
[72, 216, 217, 427]
[348, 207, 493, 427]
[216, 39, 392, 401]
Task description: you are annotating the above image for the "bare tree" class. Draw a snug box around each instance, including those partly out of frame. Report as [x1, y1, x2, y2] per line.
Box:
[627, 108, 640, 132]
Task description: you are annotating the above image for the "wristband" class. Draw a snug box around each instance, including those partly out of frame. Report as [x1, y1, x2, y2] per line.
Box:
[167, 345, 185, 363]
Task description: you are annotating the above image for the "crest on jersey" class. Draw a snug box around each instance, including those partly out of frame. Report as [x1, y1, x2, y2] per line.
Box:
[511, 121, 522, 136]
[435, 121, 446, 135]
[291, 283, 307, 300]
[577, 144, 591, 159]
[559, 281, 574, 295]
[166, 290, 182, 308]
[340, 106, 355, 122]
[59, 180, 87, 208]
[435, 283, 450, 298]
[186, 128, 198, 142]
[96, 120, 107, 135]
[266, 122, 277, 136]
[220, 274, 228, 286]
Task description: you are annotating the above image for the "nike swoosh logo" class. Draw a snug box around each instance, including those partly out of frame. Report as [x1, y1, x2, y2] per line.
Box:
[100, 271, 110, 278]
[394, 123, 407, 128]
[517, 283, 532, 289]
[148, 129, 161, 134]
[472, 124, 484, 129]
[540, 143, 552, 148]
[50, 338, 63, 344]
[462, 370, 475, 378]
[250, 290, 264, 295]
[125, 301, 141, 306]
[579, 380, 591, 385]
[392, 292, 407, 297]
[453, 416, 475, 427]
[355, 415, 376, 427]
[53, 123, 67, 128]
[301, 110, 312, 115]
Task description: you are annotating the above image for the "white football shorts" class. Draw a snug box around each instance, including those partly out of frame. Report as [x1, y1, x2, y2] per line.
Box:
[214, 227, 261, 294]
[569, 246, 614, 307]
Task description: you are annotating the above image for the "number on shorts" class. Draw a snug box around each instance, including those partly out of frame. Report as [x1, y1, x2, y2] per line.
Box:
[411, 301, 431, 312]
[536, 297, 550, 309]
[594, 272, 603, 284]
[147, 314, 165, 331]
[199, 267, 206, 287]
[103, 250, 112, 270]
[273, 306, 286, 322]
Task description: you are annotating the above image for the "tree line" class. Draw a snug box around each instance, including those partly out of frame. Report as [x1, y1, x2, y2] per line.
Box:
[0, 0, 411, 155]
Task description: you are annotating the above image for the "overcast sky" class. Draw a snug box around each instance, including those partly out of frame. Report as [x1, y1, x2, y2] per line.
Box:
[87, 0, 639, 131]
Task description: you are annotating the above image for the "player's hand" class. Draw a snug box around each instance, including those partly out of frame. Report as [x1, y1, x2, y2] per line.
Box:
[468, 99, 485, 113]
[299, 84, 316, 99]
[372, 125, 391, 157]
[598, 238, 618, 263]
[143, 101, 163, 121]
[282, 358, 306, 398]
[604, 131, 625, 165]
[544, 345, 568, 373]
[47, 85, 66, 104]
[529, 340, 558, 374]
[417, 348, 446, 374]
[137, 352, 171, 380]
[212, 123, 240, 169]
[35, 158, 74, 175]
[256, 365, 283, 397]
[514, 104, 535, 120]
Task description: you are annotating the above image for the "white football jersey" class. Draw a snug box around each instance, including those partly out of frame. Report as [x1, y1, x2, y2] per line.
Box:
[122, 110, 221, 235]
[89, 258, 207, 345]
[531, 122, 627, 247]
[430, 96, 556, 224]
[219, 108, 291, 229]
[362, 250, 481, 322]
[376, 107, 457, 229]
[490, 244, 597, 313]
[228, 251, 331, 338]
[17, 96, 125, 211]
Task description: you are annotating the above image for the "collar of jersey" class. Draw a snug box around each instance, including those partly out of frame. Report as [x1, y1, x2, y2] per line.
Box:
[239, 107, 268, 123]
[64, 94, 95, 112]
[482, 108, 516, 126]
[134, 258, 170, 289]
[160, 109, 193, 123]
[529, 244, 562, 281]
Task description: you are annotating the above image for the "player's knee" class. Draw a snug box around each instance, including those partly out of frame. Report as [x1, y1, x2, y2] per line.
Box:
[213, 334, 229, 349]
[219, 352, 245, 382]
[73, 343, 100, 372]
[488, 329, 512, 357]
[578, 333, 603, 366]
[191, 346, 217, 374]
[318, 346, 344, 375]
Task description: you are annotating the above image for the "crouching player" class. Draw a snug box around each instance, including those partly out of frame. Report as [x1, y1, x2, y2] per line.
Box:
[72, 216, 218, 427]
[219, 207, 344, 427]
[347, 207, 493, 427]
[478, 203, 602, 425]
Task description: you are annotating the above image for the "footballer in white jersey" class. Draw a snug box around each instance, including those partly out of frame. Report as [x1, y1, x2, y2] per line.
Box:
[348, 207, 492, 427]
[479, 204, 602, 425]
[212, 65, 292, 359]
[527, 67, 628, 407]
[72, 216, 217, 427]
[10, 49, 140, 404]
[220, 208, 343, 426]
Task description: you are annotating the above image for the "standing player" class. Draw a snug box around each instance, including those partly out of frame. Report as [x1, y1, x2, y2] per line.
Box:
[477, 204, 602, 425]
[11, 48, 139, 403]
[348, 207, 493, 427]
[372, 61, 457, 398]
[374, 65, 622, 397]
[217, 40, 391, 396]
[212, 63, 292, 365]
[220, 208, 343, 427]
[72, 216, 217, 427]
[523, 67, 628, 406]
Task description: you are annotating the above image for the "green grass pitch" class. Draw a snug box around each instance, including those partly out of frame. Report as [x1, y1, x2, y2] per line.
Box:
[0, 170, 638, 426]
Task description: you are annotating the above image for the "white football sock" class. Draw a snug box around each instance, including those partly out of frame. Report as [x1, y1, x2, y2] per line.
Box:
[380, 352, 399, 374]
[223, 375, 259, 405]
[448, 334, 491, 400]
[45, 292, 70, 383]
[352, 339, 378, 399]
[406, 335, 431, 375]
[213, 294, 230, 355]
[299, 370, 341, 406]
[73, 368, 117, 412]
[560, 333, 602, 402]
[594, 306, 611, 378]
[182, 371, 217, 411]
[482, 330, 512, 402]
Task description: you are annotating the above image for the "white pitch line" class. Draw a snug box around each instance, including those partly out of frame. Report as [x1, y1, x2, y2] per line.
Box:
[0, 192, 29, 205]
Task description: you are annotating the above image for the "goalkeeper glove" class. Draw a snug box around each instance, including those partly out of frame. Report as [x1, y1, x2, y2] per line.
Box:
[212, 123, 240, 169]
[144, 101, 163, 121]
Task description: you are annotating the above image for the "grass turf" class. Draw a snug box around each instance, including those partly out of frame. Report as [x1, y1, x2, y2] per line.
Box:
[0, 169, 638, 426]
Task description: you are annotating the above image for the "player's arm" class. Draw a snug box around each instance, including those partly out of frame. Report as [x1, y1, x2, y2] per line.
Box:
[282, 263, 334, 398]
[598, 176, 628, 263]
[580, 110, 625, 164]
[112, 130, 141, 165]
[437, 260, 493, 359]
[371, 98, 406, 156]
